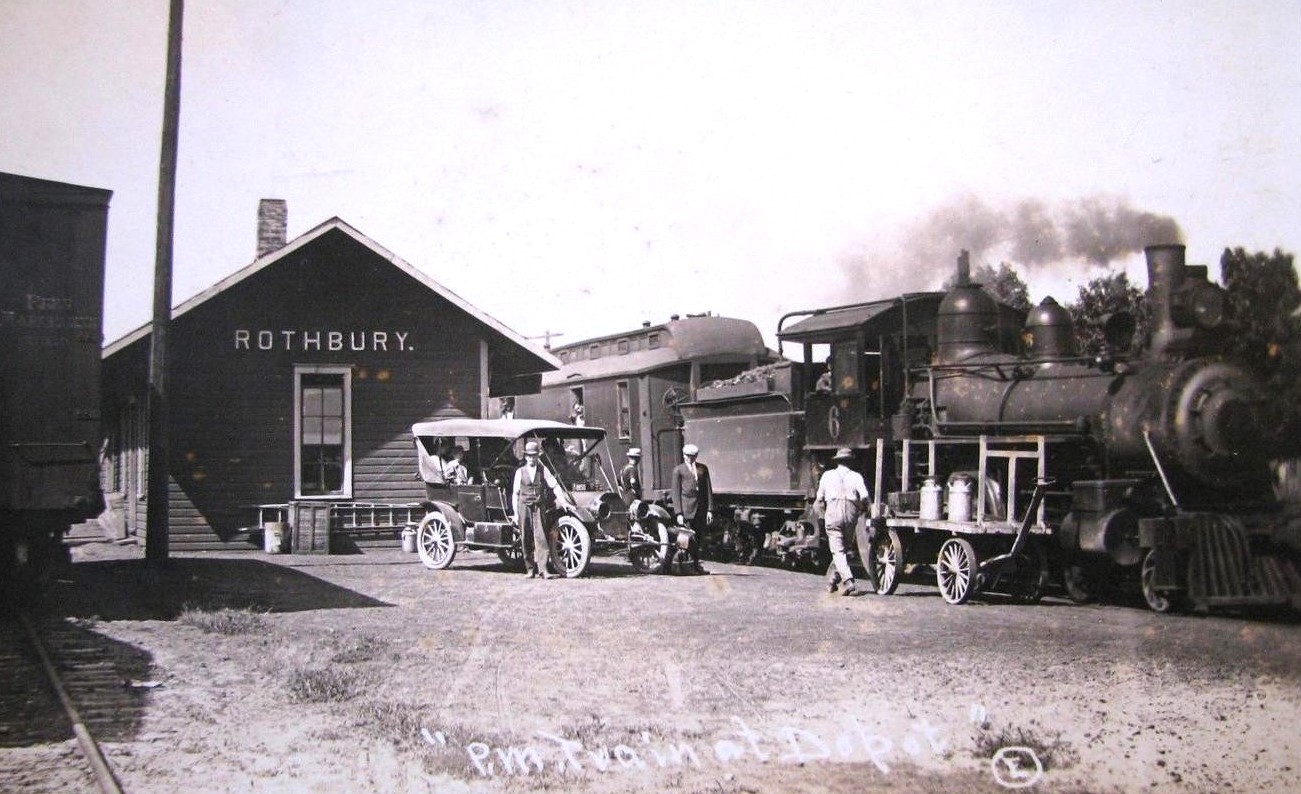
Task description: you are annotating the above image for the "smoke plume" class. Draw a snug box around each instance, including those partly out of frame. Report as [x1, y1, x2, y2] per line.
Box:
[841, 194, 1183, 293]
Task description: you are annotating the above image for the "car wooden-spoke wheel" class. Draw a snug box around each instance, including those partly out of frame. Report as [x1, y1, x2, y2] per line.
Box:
[870, 528, 904, 595]
[628, 523, 667, 574]
[937, 537, 978, 604]
[1141, 548, 1183, 614]
[496, 545, 524, 570]
[416, 512, 456, 570]
[553, 515, 592, 578]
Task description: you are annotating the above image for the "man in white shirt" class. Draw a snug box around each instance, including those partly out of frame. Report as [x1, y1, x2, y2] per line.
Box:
[815, 447, 869, 596]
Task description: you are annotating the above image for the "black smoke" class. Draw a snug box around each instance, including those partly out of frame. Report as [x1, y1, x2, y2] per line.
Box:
[841, 194, 1183, 293]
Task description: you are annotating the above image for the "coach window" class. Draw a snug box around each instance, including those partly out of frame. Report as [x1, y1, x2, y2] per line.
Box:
[295, 366, 352, 498]
[648, 332, 661, 350]
[616, 380, 631, 439]
[617, 338, 630, 355]
[589, 343, 601, 360]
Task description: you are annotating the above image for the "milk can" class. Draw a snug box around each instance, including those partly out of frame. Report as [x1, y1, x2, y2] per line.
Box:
[919, 478, 943, 520]
[947, 475, 973, 522]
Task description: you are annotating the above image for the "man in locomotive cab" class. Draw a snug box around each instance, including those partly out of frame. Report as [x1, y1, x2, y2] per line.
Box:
[815, 355, 833, 393]
[512, 440, 572, 579]
[816, 447, 870, 596]
[670, 444, 711, 575]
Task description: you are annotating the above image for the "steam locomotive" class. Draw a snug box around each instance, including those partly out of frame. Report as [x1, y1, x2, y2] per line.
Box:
[682, 244, 1301, 611]
[1, 173, 111, 601]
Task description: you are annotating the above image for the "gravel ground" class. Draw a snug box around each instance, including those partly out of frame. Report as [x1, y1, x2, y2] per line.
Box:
[2, 536, 1299, 793]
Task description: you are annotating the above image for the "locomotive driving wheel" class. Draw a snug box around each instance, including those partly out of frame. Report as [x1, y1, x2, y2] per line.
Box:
[1062, 563, 1097, 604]
[1140, 548, 1185, 613]
[552, 515, 592, 578]
[416, 512, 457, 570]
[937, 537, 979, 604]
[869, 528, 904, 595]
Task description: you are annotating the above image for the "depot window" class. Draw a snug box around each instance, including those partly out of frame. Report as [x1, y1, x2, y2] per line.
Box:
[295, 366, 352, 498]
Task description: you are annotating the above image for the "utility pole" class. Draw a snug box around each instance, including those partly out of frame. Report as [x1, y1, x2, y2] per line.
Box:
[146, 0, 183, 564]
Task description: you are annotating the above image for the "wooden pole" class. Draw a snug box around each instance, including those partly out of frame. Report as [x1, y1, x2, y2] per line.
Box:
[146, 0, 184, 564]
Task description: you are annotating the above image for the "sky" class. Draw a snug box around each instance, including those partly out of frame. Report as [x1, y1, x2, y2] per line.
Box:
[3, 0, 1299, 356]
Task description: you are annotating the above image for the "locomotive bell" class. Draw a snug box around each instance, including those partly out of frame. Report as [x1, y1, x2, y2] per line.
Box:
[1022, 296, 1077, 360]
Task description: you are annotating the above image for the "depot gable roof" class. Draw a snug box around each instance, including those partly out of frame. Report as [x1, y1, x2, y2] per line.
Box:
[103, 217, 560, 371]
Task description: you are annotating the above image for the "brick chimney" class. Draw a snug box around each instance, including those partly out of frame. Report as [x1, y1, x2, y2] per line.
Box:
[256, 198, 287, 257]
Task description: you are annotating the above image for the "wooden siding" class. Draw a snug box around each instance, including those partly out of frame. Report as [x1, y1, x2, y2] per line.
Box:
[101, 227, 540, 552]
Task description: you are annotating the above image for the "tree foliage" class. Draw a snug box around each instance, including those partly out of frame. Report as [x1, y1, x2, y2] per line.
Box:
[1066, 270, 1149, 356]
[942, 260, 1032, 312]
[1218, 247, 1301, 452]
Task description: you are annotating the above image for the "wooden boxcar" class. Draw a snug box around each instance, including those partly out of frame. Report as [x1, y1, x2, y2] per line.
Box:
[1, 172, 111, 593]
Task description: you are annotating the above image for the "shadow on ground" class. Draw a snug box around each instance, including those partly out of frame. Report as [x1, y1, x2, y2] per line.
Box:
[39, 558, 393, 621]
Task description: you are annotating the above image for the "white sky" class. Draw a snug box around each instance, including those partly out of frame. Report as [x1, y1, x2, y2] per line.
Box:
[3, 0, 1299, 353]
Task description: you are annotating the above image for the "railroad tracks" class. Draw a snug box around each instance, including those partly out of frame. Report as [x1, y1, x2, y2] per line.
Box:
[0, 611, 151, 793]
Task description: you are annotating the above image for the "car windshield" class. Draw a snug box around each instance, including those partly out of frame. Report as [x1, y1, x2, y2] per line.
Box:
[505, 431, 615, 492]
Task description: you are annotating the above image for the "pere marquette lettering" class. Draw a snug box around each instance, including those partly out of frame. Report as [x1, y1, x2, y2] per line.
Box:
[233, 330, 413, 352]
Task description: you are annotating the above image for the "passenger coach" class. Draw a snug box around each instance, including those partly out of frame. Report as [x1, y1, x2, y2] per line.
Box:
[509, 315, 772, 492]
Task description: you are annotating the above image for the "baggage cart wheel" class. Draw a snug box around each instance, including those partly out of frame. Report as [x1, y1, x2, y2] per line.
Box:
[870, 528, 904, 595]
[417, 512, 457, 570]
[1007, 541, 1049, 604]
[937, 537, 979, 604]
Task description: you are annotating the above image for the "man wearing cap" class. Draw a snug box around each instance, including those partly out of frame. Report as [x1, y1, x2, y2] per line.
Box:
[618, 448, 643, 507]
[816, 447, 870, 596]
[512, 439, 571, 579]
[669, 444, 711, 574]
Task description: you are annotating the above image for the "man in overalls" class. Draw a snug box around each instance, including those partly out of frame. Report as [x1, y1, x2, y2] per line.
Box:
[512, 440, 570, 579]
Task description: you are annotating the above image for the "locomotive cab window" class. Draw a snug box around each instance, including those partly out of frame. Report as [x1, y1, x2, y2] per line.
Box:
[831, 342, 860, 394]
[295, 367, 352, 498]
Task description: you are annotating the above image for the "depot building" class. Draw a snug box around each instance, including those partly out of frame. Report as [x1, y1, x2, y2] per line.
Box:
[99, 201, 558, 553]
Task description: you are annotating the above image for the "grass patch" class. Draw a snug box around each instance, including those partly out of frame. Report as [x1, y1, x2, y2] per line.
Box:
[329, 632, 389, 663]
[285, 664, 369, 703]
[177, 603, 268, 635]
[973, 719, 1080, 770]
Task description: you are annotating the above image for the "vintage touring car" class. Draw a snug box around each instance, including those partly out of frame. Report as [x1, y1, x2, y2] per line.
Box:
[410, 418, 672, 577]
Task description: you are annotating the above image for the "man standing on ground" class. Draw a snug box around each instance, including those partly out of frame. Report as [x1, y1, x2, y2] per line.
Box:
[669, 444, 711, 575]
[816, 447, 869, 596]
[618, 448, 643, 507]
[512, 440, 571, 579]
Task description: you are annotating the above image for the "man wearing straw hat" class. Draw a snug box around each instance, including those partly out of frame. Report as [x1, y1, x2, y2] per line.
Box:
[816, 447, 869, 596]
[669, 443, 711, 575]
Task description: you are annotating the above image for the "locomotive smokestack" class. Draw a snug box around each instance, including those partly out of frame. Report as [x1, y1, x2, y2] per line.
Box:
[257, 198, 288, 258]
[1145, 244, 1185, 360]
[956, 249, 971, 286]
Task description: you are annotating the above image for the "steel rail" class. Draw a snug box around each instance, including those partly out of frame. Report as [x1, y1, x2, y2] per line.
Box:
[16, 613, 125, 794]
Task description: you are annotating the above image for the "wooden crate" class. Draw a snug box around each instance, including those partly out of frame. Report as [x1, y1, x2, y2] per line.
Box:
[291, 501, 333, 553]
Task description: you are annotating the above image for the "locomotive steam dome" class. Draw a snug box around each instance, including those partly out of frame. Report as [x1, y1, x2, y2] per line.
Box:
[1022, 296, 1077, 360]
[936, 251, 1000, 363]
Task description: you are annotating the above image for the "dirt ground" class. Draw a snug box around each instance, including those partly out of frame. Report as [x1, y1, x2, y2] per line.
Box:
[3, 534, 1300, 794]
